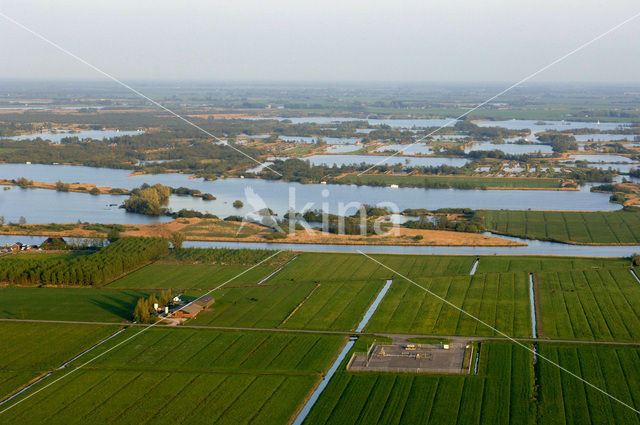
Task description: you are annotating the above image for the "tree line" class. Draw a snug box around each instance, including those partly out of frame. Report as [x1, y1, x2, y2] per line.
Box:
[0, 237, 168, 285]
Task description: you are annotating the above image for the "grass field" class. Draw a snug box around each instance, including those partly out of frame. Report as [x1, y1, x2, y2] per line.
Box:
[186, 284, 315, 328]
[270, 253, 476, 284]
[5, 252, 640, 423]
[0, 287, 154, 322]
[536, 268, 640, 341]
[475, 256, 630, 274]
[339, 173, 564, 189]
[0, 322, 120, 400]
[280, 280, 384, 331]
[0, 328, 346, 424]
[189, 280, 384, 331]
[537, 344, 640, 425]
[304, 342, 535, 425]
[108, 263, 276, 289]
[365, 273, 532, 337]
[482, 210, 640, 244]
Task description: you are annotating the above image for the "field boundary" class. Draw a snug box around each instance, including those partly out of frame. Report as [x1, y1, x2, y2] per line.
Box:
[278, 283, 321, 328]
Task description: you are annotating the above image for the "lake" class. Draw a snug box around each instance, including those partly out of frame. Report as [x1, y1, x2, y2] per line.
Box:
[303, 154, 469, 168]
[574, 134, 638, 142]
[249, 117, 629, 136]
[0, 163, 621, 224]
[325, 145, 361, 153]
[464, 142, 553, 155]
[374, 144, 434, 155]
[568, 154, 637, 163]
[0, 186, 170, 224]
[7, 129, 144, 143]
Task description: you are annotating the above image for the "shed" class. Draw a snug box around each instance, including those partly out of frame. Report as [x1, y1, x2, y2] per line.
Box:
[194, 295, 215, 308]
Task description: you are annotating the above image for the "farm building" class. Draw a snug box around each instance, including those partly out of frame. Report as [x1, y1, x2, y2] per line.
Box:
[174, 295, 215, 318]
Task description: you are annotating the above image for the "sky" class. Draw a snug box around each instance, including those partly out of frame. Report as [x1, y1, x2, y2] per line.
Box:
[0, 0, 639, 83]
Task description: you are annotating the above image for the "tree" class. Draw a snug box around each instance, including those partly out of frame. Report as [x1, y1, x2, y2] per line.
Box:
[159, 289, 172, 306]
[133, 298, 151, 323]
[148, 294, 158, 306]
[124, 184, 171, 216]
[0, 216, 4, 226]
[89, 187, 101, 195]
[55, 181, 70, 192]
[169, 232, 186, 249]
[19, 216, 26, 225]
[233, 200, 244, 208]
[107, 228, 120, 242]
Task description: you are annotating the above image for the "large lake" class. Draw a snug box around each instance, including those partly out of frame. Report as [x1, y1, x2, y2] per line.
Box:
[7, 129, 143, 143]
[250, 116, 629, 133]
[304, 154, 469, 168]
[0, 163, 620, 224]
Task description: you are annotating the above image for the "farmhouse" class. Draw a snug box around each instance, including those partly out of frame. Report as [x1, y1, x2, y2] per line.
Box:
[174, 294, 215, 318]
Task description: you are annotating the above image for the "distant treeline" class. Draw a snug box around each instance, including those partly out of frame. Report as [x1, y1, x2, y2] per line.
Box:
[0, 237, 168, 285]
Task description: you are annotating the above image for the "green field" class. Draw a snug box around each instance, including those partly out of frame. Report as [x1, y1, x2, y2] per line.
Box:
[187, 284, 315, 327]
[482, 210, 640, 244]
[0, 328, 346, 424]
[304, 342, 535, 425]
[536, 268, 640, 341]
[189, 280, 384, 331]
[0, 322, 120, 400]
[365, 273, 531, 337]
[304, 341, 640, 425]
[340, 173, 564, 189]
[537, 344, 640, 425]
[475, 256, 630, 274]
[0, 287, 154, 322]
[280, 280, 384, 331]
[108, 263, 276, 289]
[270, 253, 476, 284]
[4, 252, 640, 423]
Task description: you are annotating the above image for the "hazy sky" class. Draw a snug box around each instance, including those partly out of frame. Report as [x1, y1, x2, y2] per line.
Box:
[0, 0, 639, 82]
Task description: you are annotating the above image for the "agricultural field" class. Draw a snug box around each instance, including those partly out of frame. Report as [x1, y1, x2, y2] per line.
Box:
[270, 253, 476, 285]
[365, 273, 531, 337]
[537, 343, 640, 425]
[189, 279, 385, 332]
[108, 263, 276, 290]
[0, 322, 120, 401]
[0, 287, 154, 322]
[0, 328, 346, 424]
[340, 173, 564, 189]
[280, 280, 384, 331]
[304, 342, 535, 425]
[475, 256, 630, 274]
[482, 210, 640, 244]
[187, 283, 315, 328]
[4, 252, 640, 423]
[535, 268, 640, 341]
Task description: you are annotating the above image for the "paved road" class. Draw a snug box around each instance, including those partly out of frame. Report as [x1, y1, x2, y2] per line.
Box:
[2, 318, 640, 346]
